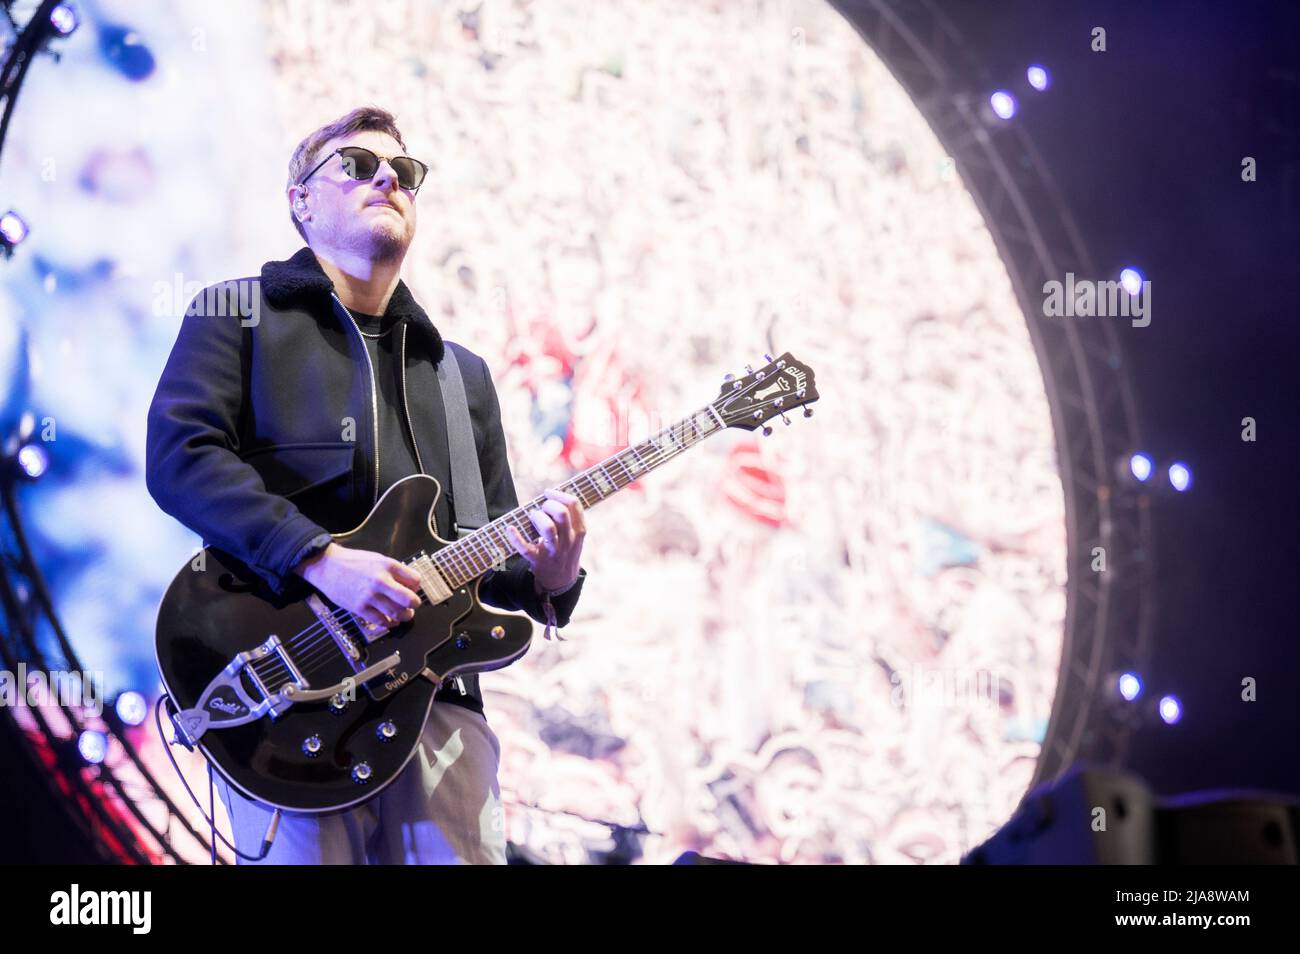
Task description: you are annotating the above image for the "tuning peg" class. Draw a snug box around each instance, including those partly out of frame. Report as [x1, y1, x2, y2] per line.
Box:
[780, 412, 791, 425]
[745, 365, 754, 374]
[764, 352, 773, 362]
[761, 424, 772, 436]
[723, 372, 735, 382]
[803, 407, 813, 418]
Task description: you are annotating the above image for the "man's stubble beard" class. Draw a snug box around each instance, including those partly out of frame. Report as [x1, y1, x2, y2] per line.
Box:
[327, 213, 411, 264]
[368, 217, 410, 264]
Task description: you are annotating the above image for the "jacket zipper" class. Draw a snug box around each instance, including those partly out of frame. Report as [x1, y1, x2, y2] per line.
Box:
[331, 291, 380, 504]
[398, 322, 425, 475]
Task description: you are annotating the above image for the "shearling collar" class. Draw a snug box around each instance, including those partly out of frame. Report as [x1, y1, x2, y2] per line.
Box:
[260, 246, 444, 365]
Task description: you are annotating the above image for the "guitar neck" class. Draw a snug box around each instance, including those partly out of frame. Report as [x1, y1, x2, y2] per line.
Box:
[427, 401, 728, 588]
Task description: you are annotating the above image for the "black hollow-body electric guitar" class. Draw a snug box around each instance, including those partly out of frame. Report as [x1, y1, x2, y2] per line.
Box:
[155, 353, 818, 812]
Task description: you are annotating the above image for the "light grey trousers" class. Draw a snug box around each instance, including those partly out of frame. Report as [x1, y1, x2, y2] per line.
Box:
[214, 701, 507, 864]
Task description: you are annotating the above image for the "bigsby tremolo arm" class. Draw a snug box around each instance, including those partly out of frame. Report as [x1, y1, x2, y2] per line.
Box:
[169, 636, 403, 748]
[280, 652, 402, 703]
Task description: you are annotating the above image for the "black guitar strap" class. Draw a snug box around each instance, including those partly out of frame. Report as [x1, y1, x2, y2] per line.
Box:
[434, 345, 490, 700]
[435, 344, 490, 538]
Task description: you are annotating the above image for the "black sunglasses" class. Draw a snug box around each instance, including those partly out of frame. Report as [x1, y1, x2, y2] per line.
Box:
[299, 145, 429, 193]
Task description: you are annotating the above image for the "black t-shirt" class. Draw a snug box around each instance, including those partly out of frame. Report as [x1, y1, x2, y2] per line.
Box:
[350, 308, 482, 716]
[350, 310, 423, 494]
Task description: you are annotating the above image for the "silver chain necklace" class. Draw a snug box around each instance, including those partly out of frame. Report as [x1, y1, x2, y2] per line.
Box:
[346, 306, 399, 338]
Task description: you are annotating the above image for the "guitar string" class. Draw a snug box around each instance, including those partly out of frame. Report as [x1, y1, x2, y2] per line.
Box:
[245, 387, 784, 690]
[247, 430, 691, 686]
[245, 391, 781, 689]
[244, 428, 703, 688]
[244, 397, 759, 689]
[249, 447, 642, 680]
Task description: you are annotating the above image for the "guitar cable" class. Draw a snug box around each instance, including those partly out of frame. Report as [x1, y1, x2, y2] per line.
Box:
[154, 694, 281, 863]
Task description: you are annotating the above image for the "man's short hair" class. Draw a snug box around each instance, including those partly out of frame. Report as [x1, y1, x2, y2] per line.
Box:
[285, 106, 408, 241]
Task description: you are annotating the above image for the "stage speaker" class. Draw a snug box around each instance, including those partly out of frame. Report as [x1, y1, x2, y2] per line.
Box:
[964, 764, 1299, 864]
[964, 764, 1156, 863]
[1158, 790, 1299, 864]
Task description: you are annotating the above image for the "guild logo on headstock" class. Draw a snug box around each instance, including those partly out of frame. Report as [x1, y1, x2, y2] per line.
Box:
[755, 376, 792, 400]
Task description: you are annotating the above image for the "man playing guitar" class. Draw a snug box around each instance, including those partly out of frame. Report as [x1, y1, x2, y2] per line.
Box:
[146, 106, 588, 864]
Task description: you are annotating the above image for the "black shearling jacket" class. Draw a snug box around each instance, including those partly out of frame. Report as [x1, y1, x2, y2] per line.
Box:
[145, 246, 586, 715]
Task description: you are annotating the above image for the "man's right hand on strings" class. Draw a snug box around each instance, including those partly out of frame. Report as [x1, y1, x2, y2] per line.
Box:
[293, 543, 422, 633]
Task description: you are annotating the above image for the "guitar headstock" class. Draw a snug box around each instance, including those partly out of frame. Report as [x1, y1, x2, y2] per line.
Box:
[713, 352, 819, 433]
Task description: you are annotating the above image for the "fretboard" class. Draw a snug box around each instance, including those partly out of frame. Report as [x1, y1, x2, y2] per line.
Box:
[420, 400, 728, 588]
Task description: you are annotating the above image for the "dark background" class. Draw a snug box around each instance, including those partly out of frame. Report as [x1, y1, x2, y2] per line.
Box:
[855, 0, 1300, 796]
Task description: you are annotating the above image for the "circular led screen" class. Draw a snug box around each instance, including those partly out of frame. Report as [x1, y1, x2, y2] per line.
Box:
[7, 0, 1065, 864]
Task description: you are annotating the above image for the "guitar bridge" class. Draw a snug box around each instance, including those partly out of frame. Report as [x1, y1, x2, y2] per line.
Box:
[307, 593, 363, 667]
[170, 633, 404, 748]
[169, 633, 305, 748]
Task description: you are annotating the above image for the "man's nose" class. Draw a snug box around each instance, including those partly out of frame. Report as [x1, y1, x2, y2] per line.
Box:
[372, 160, 399, 191]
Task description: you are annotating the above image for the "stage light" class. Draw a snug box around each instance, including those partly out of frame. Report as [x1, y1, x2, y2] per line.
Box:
[1120, 267, 1144, 295]
[50, 3, 80, 37]
[989, 90, 1017, 120]
[77, 730, 108, 765]
[17, 443, 48, 478]
[1168, 461, 1193, 492]
[100, 24, 156, 82]
[1, 210, 29, 248]
[1129, 453, 1154, 482]
[1118, 672, 1143, 701]
[1026, 65, 1050, 91]
[1158, 695, 1182, 725]
[114, 691, 148, 727]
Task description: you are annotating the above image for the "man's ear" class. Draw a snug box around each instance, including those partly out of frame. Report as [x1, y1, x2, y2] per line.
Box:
[290, 186, 310, 221]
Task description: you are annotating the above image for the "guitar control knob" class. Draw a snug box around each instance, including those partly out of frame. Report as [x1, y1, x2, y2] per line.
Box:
[376, 720, 398, 742]
[329, 693, 349, 714]
[302, 735, 322, 757]
[351, 762, 373, 784]
[490, 625, 505, 640]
